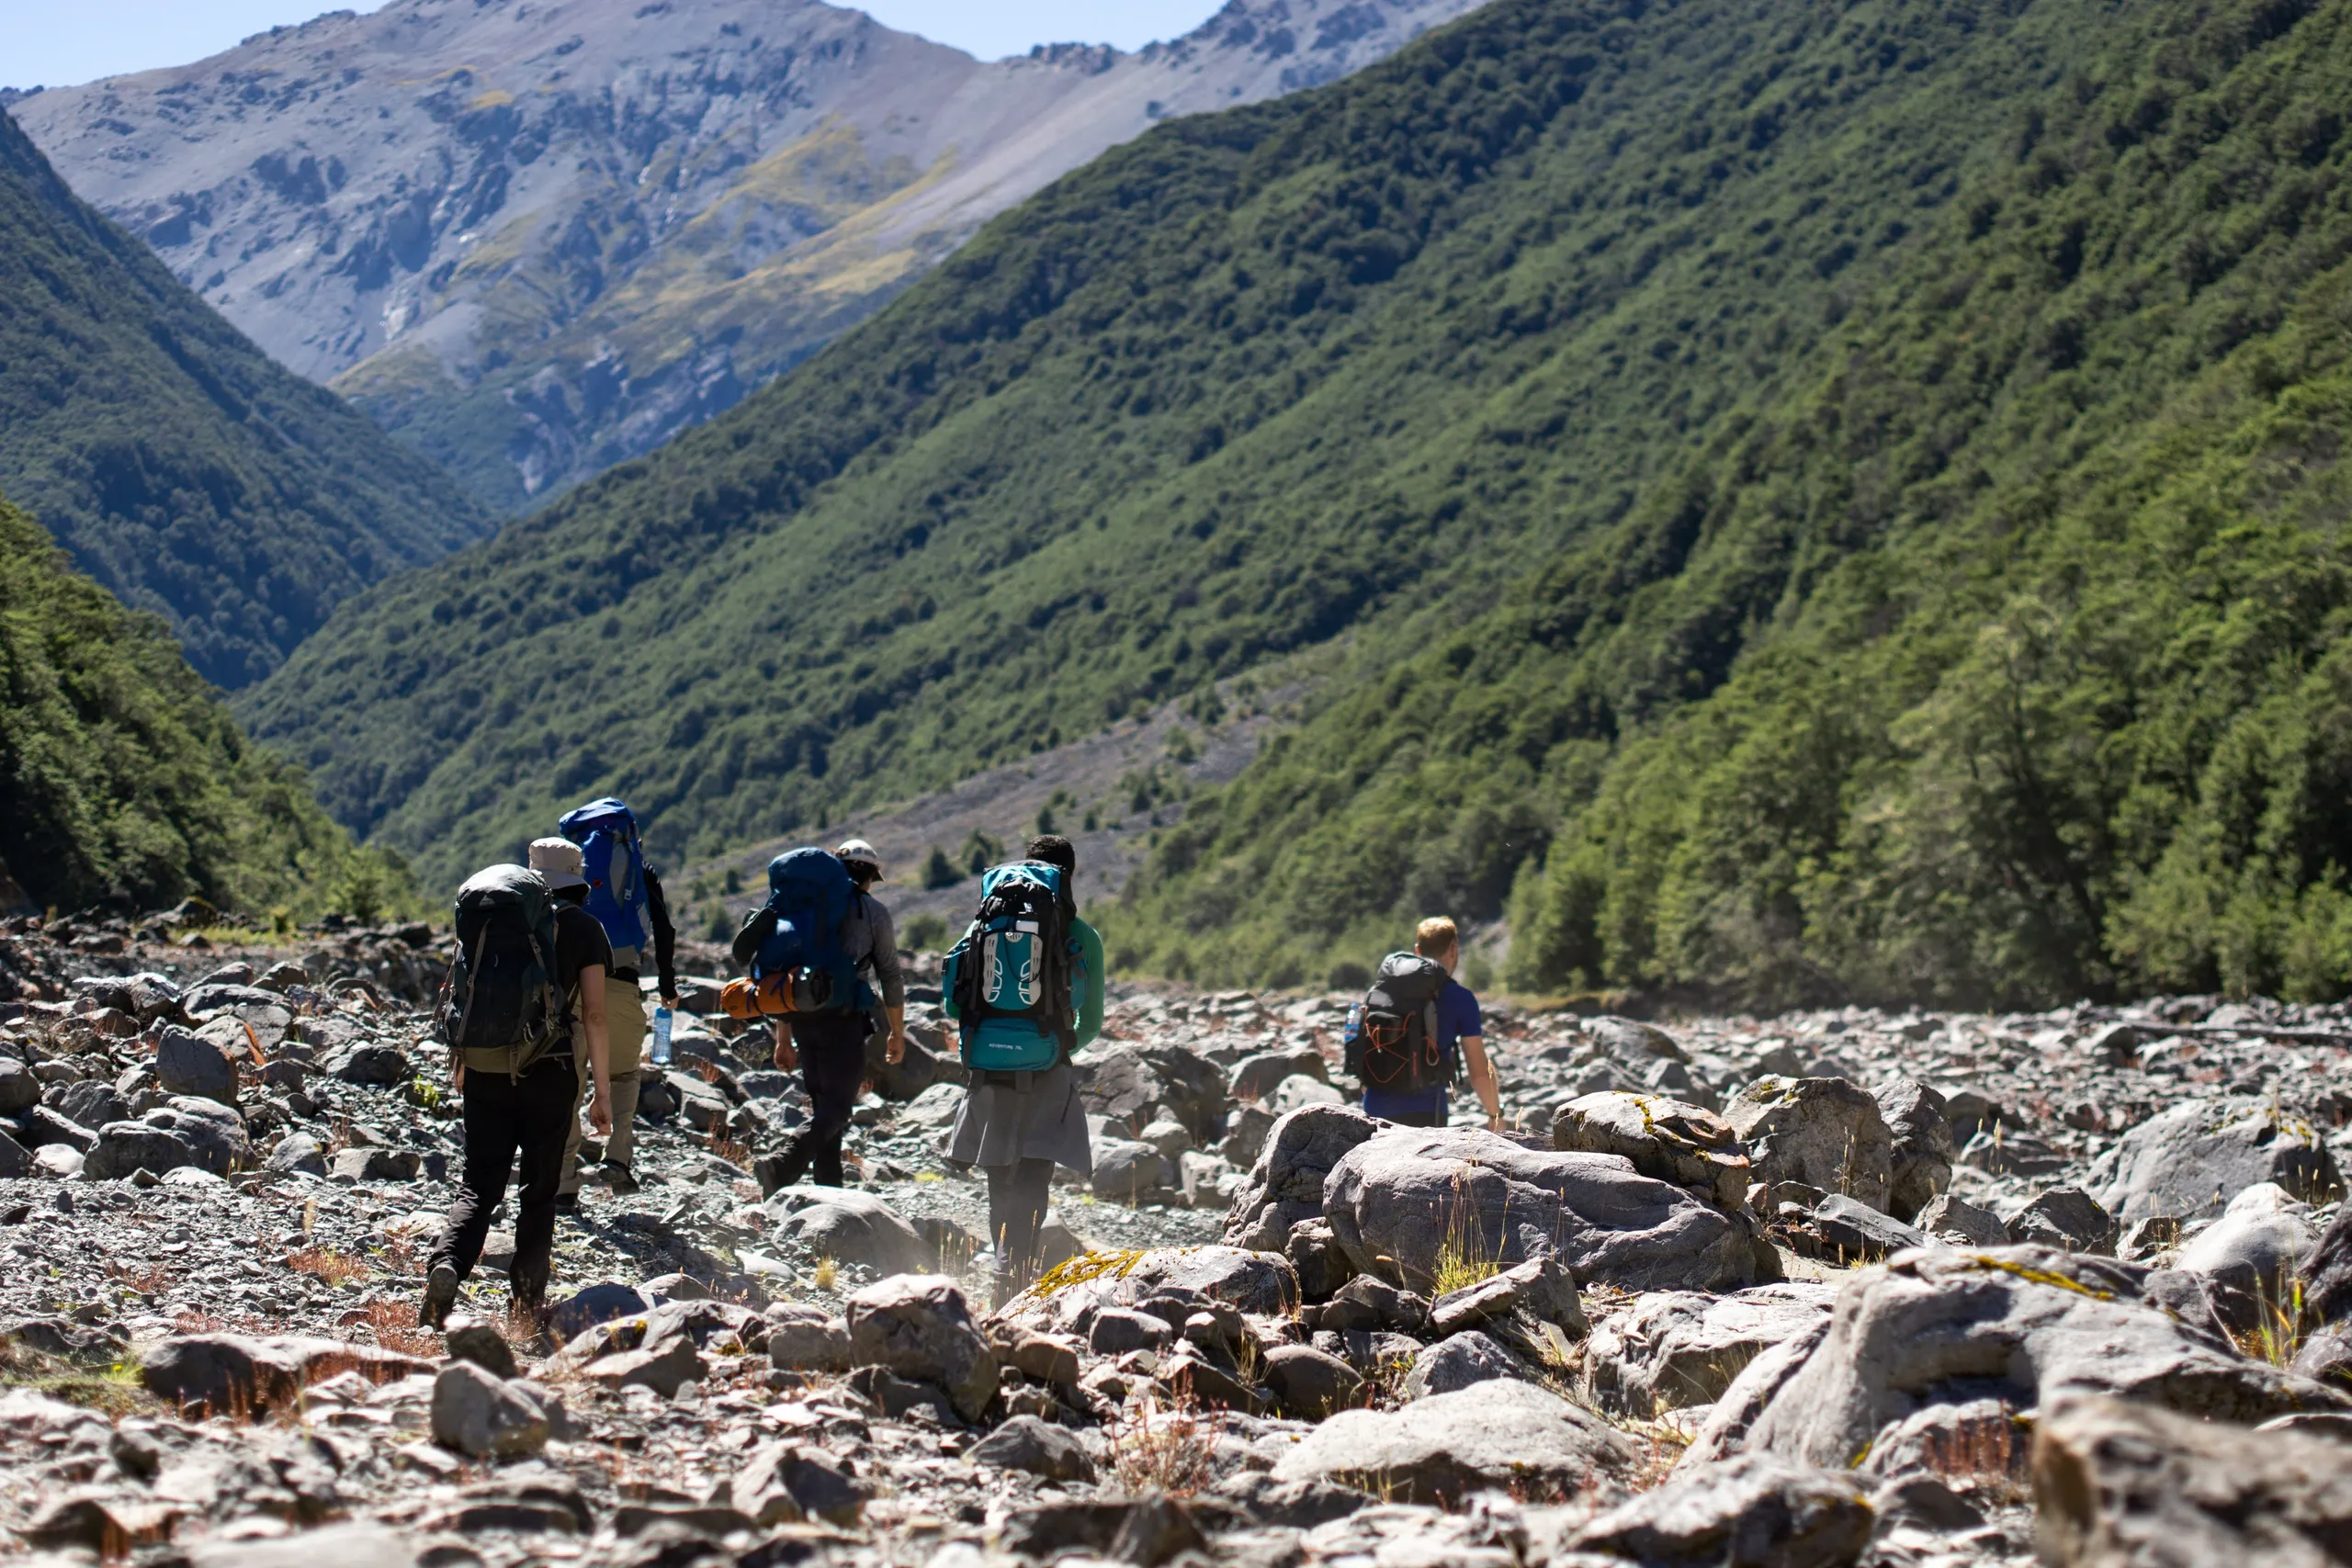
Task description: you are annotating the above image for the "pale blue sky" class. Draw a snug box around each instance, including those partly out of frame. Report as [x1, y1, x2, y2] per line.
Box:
[5, 1, 1227, 91]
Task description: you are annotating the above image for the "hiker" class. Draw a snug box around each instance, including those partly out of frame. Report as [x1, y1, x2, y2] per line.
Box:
[1347, 916, 1504, 1131]
[552, 797, 679, 1207]
[834, 838, 909, 1067]
[942, 834, 1105, 1307]
[424, 840, 613, 1328]
[730, 844, 903, 1192]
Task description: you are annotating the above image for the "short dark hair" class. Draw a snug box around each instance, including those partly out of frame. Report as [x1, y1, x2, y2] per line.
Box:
[1026, 834, 1077, 874]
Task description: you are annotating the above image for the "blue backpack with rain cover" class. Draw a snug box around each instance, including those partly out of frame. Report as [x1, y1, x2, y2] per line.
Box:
[559, 797, 650, 959]
[947, 861, 1078, 1073]
[750, 849, 867, 1014]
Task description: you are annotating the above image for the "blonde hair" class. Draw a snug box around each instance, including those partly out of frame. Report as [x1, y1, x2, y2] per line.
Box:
[1414, 917, 1459, 957]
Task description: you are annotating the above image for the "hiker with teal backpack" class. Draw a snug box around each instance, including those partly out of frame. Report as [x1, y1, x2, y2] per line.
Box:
[729, 845, 903, 1193]
[942, 834, 1105, 1306]
[422, 840, 613, 1329]
[552, 797, 680, 1205]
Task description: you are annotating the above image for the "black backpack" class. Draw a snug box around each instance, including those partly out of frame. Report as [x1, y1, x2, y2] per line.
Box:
[1345, 952, 1452, 1095]
[439, 865, 567, 1077]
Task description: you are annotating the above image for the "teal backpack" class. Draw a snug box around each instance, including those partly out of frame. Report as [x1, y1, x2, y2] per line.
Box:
[948, 861, 1078, 1073]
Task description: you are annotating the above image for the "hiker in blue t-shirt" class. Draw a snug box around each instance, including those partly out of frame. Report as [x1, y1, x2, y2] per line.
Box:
[1360, 917, 1506, 1131]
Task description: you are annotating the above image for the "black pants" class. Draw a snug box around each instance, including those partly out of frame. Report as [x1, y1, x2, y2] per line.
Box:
[767, 1012, 871, 1190]
[988, 1156, 1057, 1297]
[430, 1056, 578, 1305]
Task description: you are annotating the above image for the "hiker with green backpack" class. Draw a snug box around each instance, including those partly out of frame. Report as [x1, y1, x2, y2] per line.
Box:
[942, 834, 1105, 1307]
[422, 839, 615, 1328]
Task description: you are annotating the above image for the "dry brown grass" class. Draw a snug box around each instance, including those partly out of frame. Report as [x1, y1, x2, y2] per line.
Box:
[107, 1261, 174, 1295]
[355, 1300, 441, 1359]
[1109, 1390, 1216, 1495]
[288, 1247, 370, 1287]
[1917, 1404, 2033, 1506]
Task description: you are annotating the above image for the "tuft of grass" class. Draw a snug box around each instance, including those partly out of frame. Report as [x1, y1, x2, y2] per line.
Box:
[2236, 1275, 2306, 1369]
[812, 1259, 837, 1292]
[1429, 1168, 1505, 1299]
[1109, 1390, 1215, 1495]
[357, 1300, 441, 1359]
[288, 1247, 370, 1287]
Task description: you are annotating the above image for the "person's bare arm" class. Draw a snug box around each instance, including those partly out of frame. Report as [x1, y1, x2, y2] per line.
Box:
[883, 1005, 907, 1064]
[1463, 1034, 1504, 1131]
[582, 964, 613, 1134]
[773, 1018, 797, 1072]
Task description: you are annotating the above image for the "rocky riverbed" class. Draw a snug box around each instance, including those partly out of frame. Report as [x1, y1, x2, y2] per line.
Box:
[1, 907, 2350, 1566]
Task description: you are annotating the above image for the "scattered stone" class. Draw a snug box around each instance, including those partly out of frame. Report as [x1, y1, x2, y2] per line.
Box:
[971, 1414, 1095, 1481]
[843, 1274, 998, 1422]
[1273, 1378, 1638, 1505]
[2005, 1188, 2120, 1256]
[1230, 1048, 1329, 1102]
[1402, 1329, 1528, 1399]
[141, 1334, 430, 1416]
[1874, 1078, 1955, 1223]
[768, 1189, 933, 1276]
[1584, 1284, 1838, 1417]
[1723, 1077, 1895, 1213]
[154, 1026, 240, 1104]
[2094, 1097, 2343, 1221]
[765, 1304, 855, 1372]
[1567, 1452, 1873, 1568]
[1550, 1091, 1752, 1212]
[443, 1314, 518, 1379]
[1261, 1343, 1363, 1420]
[1916, 1192, 2008, 1247]
[431, 1360, 548, 1458]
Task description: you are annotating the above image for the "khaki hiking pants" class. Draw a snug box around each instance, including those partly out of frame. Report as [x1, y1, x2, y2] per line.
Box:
[562, 972, 645, 1192]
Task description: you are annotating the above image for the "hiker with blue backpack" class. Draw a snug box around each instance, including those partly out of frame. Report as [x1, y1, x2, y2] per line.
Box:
[724, 843, 904, 1193]
[941, 834, 1105, 1307]
[422, 839, 614, 1329]
[551, 798, 680, 1206]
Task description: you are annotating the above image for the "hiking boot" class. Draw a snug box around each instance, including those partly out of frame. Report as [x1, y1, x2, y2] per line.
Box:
[420, 1264, 460, 1331]
[552, 1191, 579, 1215]
[599, 1160, 639, 1195]
[753, 1153, 795, 1199]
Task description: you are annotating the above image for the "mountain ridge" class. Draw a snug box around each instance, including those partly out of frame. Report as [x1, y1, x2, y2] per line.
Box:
[15, 0, 1489, 511]
[0, 107, 488, 688]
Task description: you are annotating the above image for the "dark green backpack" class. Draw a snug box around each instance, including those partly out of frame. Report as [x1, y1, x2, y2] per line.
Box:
[439, 865, 568, 1077]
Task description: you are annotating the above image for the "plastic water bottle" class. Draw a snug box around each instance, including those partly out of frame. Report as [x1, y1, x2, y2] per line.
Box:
[1344, 1002, 1363, 1044]
[650, 1005, 674, 1066]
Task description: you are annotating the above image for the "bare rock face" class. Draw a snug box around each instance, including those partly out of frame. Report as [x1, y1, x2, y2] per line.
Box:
[766, 1189, 933, 1278]
[2092, 1097, 2343, 1222]
[1551, 1091, 1753, 1212]
[1873, 1078, 1955, 1223]
[1225, 1104, 1382, 1253]
[2033, 1394, 2352, 1565]
[1737, 1247, 2348, 1470]
[1272, 1379, 1638, 1506]
[1583, 1284, 1838, 1418]
[1321, 1125, 1764, 1295]
[843, 1275, 998, 1422]
[1723, 1077, 1896, 1213]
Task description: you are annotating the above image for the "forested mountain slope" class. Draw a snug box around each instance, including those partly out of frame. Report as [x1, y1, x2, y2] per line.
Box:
[251, 0, 2131, 893]
[1120, 0, 2352, 1008]
[15, 0, 1487, 512]
[0, 110, 486, 689]
[0, 495, 395, 918]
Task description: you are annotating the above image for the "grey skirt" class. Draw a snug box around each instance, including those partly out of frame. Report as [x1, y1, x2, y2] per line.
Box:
[945, 1060, 1091, 1175]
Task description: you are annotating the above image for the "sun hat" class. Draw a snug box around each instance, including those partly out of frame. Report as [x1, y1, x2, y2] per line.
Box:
[528, 837, 588, 892]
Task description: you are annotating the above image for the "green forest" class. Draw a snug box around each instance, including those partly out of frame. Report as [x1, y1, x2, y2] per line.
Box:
[0, 110, 487, 690]
[246, 0, 2352, 1010]
[0, 493, 404, 918]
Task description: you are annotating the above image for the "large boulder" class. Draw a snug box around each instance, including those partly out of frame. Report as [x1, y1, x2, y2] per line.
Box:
[153, 1027, 239, 1105]
[45, 1080, 127, 1133]
[1080, 1041, 1229, 1145]
[1723, 1077, 1894, 1213]
[142, 1335, 430, 1416]
[1224, 1104, 1381, 1252]
[0, 1059, 37, 1116]
[2034, 1394, 2352, 1565]
[1550, 1092, 1751, 1212]
[2093, 1097, 2342, 1222]
[1321, 1125, 1763, 1294]
[1261, 1344, 1362, 1421]
[767, 1190, 933, 1277]
[1229, 1048, 1329, 1103]
[2301, 1198, 2352, 1329]
[1583, 1284, 1838, 1418]
[1401, 1331, 1528, 1400]
[1566, 1452, 1872, 1568]
[1873, 1079, 1954, 1224]
[1272, 1379, 1638, 1505]
[1091, 1139, 1173, 1204]
[1736, 1247, 2347, 1470]
[1001, 1247, 1299, 1337]
[843, 1275, 997, 1422]
[87, 1121, 198, 1181]
[2176, 1183, 2316, 1333]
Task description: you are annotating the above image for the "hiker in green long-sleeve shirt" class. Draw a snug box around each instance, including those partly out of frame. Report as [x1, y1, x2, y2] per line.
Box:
[941, 833, 1104, 1306]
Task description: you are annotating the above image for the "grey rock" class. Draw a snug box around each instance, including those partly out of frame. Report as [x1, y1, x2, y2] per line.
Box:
[1402, 1329, 1529, 1399]
[765, 1304, 855, 1372]
[1584, 1016, 1689, 1066]
[1224, 1103, 1382, 1252]
[0, 1058, 39, 1114]
[1286, 1216, 1353, 1302]
[1568, 1452, 1872, 1568]
[2302, 1199, 2352, 1328]
[1082, 1040, 1230, 1145]
[843, 1274, 998, 1422]
[1210, 1472, 1373, 1529]
[2177, 1184, 2316, 1332]
[15, 1106, 96, 1152]
[1429, 1253, 1587, 1337]
[2095, 1096, 2343, 1221]
[333, 1146, 422, 1182]
[972, 1415, 1095, 1482]
[2006, 1188, 2120, 1256]
[1916, 1192, 2008, 1247]
[268, 1133, 329, 1176]
[1230, 1048, 1329, 1102]
[1960, 1127, 2071, 1177]
[1320, 1274, 1429, 1335]
[1874, 1078, 1955, 1224]
[1550, 1090, 1752, 1212]
[2292, 1323, 2352, 1392]
[0, 1128, 30, 1179]
[578, 1336, 707, 1398]
[1322, 1125, 1762, 1295]
[661, 1068, 730, 1132]
[33, 1145, 83, 1179]
[1091, 1308, 1175, 1356]
[1261, 1343, 1363, 1420]
[1091, 1137, 1172, 1203]
[45, 1078, 126, 1131]
[1220, 1101, 1276, 1168]
[2035, 1393, 2352, 1565]
[1272, 1378, 1638, 1506]
[154, 1026, 240, 1104]
[1737, 1247, 2347, 1469]
[328, 1043, 413, 1087]
[768, 1188, 933, 1276]
[186, 1524, 419, 1568]
[550, 1282, 651, 1342]
[86, 1120, 198, 1180]
[444, 1314, 519, 1379]
[142, 1334, 429, 1416]
[1723, 1077, 1895, 1213]
[1583, 1283, 1838, 1417]
[431, 1360, 548, 1458]
[1806, 1193, 1928, 1261]
[731, 1440, 870, 1527]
